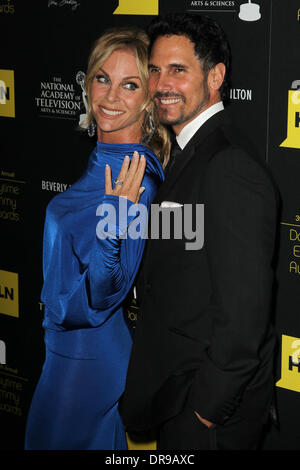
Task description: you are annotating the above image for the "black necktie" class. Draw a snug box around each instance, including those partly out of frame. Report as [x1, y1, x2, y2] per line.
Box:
[165, 140, 182, 175]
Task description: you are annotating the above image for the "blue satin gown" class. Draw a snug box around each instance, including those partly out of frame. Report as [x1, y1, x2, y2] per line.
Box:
[25, 141, 164, 450]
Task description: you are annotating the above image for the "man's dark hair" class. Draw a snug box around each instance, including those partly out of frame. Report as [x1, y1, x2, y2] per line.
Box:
[147, 13, 232, 103]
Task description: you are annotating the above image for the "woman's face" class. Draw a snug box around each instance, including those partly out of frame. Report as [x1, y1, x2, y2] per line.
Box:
[91, 48, 147, 143]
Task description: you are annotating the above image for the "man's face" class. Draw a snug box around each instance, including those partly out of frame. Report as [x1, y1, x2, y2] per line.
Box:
[148, 34, 210, 135]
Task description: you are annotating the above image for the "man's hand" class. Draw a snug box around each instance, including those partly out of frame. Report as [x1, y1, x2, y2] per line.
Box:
[194, 411, 214, 428]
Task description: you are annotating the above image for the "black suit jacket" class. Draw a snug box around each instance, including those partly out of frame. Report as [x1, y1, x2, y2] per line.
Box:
[120, 110, 278, 432]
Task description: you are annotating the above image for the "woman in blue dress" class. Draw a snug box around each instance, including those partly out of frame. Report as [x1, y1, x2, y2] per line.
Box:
[25, 27, 169, 450]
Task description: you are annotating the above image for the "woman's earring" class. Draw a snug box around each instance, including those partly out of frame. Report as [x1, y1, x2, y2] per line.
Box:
[149, 112, 155, 134]
[141, 111, 155, 145]
[88, 120, 96, 137]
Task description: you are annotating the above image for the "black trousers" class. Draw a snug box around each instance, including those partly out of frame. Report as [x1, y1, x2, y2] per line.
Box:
[157, 402, 267, 450]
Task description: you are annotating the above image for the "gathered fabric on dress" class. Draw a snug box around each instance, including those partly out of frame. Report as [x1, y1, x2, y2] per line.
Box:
[25, 141, 164, 450]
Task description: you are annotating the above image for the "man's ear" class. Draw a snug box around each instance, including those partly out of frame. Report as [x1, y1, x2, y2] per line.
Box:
[207, 63, 226, 92]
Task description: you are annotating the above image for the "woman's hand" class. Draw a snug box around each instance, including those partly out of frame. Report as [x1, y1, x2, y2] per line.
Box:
[105, 151, 146, 204]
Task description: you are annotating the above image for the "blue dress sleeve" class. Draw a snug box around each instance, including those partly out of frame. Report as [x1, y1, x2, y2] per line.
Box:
[86, 176, 157, 324]
[41, 141, 164, 330]
[88, 193, 146, 310]
[42, 173, 158, 328]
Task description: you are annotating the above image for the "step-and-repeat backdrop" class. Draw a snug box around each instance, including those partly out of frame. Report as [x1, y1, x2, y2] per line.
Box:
[0, 0, 299, 450]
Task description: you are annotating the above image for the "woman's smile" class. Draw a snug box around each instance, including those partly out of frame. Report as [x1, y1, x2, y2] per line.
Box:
[91, 48, 146, 143]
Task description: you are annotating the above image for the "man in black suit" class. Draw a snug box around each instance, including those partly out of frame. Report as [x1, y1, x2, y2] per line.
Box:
[120, 13, 278, 450]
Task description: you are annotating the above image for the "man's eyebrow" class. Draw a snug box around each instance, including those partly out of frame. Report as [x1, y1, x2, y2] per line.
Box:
[148, 63, 187, 69]
[170, 63, 187, 68]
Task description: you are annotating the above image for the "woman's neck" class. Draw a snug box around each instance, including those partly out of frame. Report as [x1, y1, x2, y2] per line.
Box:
[97, 127, 142, 144]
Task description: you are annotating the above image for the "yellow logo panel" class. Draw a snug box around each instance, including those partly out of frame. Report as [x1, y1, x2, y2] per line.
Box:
[280, 86, 300, 149]
[0, 270, 19, 318]
[127, 433, 156, 450]
[113, 0, 158, 15]
[276, 334, 300, 393]
[0, 70, 15, 118]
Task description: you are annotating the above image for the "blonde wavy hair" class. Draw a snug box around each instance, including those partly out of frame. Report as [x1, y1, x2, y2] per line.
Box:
[82, 26, 170, 168]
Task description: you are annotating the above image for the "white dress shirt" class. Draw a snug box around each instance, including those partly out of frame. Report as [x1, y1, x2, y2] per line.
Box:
[176, 101, 224, 150]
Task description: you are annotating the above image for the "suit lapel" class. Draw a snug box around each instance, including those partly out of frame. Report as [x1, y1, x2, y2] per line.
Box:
[155, 110, 227, 202]
[140, 110, 230, 278]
